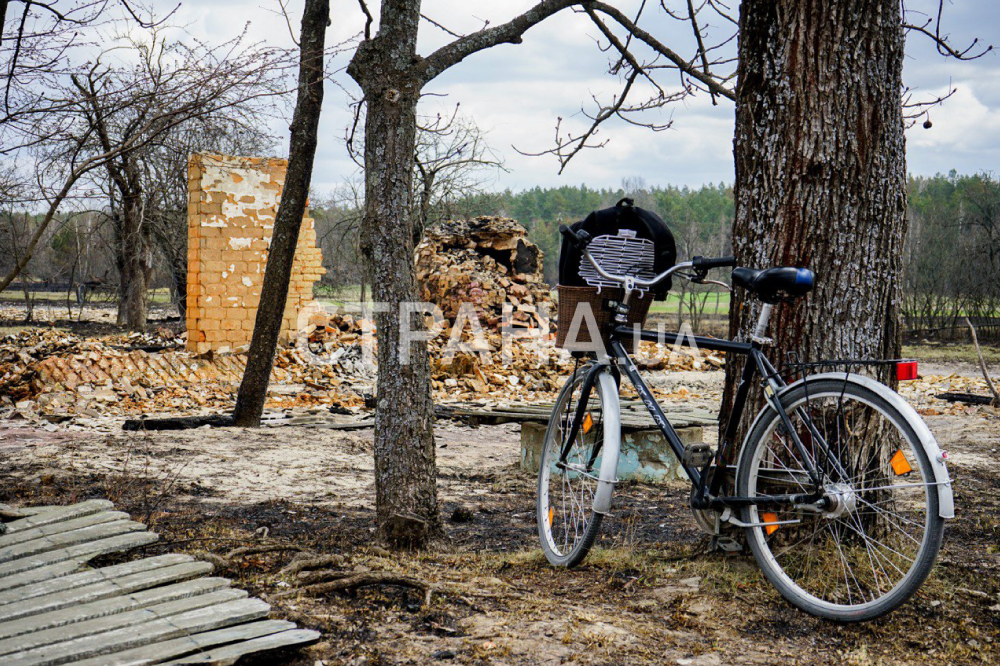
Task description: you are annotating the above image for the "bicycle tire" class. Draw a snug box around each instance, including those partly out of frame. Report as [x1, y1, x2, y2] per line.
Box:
[737, 377, 945, 621]
[537, 366, 617, 567]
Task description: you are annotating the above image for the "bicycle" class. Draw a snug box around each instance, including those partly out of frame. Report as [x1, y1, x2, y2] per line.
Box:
[536, 224, 954, 622]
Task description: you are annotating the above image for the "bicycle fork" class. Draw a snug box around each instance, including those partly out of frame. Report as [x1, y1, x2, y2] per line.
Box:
[556, 362, 622, 515]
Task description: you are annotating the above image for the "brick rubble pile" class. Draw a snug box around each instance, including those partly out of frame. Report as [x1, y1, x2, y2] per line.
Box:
[416, 217, 554, 331]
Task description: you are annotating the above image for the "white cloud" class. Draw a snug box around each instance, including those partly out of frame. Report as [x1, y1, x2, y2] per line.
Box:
[906, 81, 1000, 176]
[164, 0, 1000, 193]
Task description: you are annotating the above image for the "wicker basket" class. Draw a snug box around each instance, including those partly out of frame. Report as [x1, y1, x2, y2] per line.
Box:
[555, 285, 653, 352]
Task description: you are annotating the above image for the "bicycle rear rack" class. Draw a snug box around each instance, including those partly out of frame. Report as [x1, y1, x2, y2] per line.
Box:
[780, 352, 919, 384]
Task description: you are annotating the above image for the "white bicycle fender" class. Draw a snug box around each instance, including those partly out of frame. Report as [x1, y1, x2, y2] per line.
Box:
[592, 371, 621, 515]
[745, 372, 953, 519]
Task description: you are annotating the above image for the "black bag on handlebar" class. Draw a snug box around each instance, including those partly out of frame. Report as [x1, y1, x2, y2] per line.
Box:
[557, 198, 676, 299]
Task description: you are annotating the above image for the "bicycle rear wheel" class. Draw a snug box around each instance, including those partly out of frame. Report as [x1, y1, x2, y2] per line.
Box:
[737, 378, 945, 621]
[537, 366, 616, 567]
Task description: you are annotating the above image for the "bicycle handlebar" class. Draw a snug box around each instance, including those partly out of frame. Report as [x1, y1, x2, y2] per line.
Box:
[692, 255, 736, 270]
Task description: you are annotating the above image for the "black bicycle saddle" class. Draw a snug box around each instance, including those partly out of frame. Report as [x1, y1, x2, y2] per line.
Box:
[731, 267, 815, 304]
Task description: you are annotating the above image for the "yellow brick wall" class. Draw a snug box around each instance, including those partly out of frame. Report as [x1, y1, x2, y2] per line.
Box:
[186, 152, 326, 353]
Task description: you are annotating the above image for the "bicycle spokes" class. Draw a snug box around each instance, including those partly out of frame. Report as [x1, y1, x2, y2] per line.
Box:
[743, 383, 939, 617]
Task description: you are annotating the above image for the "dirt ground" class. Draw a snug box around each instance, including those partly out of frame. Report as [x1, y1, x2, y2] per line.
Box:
[1, 362, 999, 666]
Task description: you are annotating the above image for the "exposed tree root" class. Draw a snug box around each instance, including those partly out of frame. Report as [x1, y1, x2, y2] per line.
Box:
[279, 553, 346, 576]
[277, 572, 433, 606]
[192, 543, 311, 571]
[225, 544, 308, 558]
[296, 567, 357, 586]
[190, 550, 231, 570]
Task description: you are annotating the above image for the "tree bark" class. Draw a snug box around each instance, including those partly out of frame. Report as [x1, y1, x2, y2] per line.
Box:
[232, 0, 329, 427]
[722, 0, 907, 445]
[348, 1, 442, 549]
[344, 0, 586, 549]
[114, 187, 152, 331]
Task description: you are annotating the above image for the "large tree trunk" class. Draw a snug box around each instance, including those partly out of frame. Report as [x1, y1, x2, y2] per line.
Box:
[348, 2, 441, 549]
[115, 191, 152, 331]
[722, 0, 906, 443]
[232, 0, 329, 427]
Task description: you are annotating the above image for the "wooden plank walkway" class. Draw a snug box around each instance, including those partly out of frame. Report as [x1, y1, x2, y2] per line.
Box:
[0, 500, 319, 665]
[126, 400, 718, 433]
[437, 400, 717, 430]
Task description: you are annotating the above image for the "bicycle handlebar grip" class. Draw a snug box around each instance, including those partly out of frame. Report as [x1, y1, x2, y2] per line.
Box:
[692, 255, 736, 270]
[559, 224, 591, 250]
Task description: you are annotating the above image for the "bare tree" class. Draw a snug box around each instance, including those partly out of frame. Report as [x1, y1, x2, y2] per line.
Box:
[0, 8, 286, 330]
[412, 109, 506, 239]
[348, 0, 575, 549]
[232, 0, 329, 427]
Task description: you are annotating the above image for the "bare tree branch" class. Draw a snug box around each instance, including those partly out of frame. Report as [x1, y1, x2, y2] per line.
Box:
[356, 0, 372, 40]
[514, 69, 648, 174]
[420, 13, 463, 39]
[903, 0, 993, 61]
[686, 0, 717, 104]
[417, 0, 581, 83]
[588, 1, 735, 101]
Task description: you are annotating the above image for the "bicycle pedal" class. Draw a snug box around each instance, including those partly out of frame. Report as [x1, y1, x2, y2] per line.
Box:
[712, 536, 744, 554]
[683, 443, 714, 468]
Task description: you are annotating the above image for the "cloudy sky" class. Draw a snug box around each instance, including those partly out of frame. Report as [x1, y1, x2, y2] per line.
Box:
[172, 0, 1000, 195]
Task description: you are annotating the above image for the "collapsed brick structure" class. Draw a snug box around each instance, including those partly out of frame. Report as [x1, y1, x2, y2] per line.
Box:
[186, 153, 325, 353]
[415, 217, 553, 331]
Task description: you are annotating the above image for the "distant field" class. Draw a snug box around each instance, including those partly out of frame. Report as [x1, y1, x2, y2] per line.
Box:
[649, 291, 730, 316]
[0, 288, 175, 304]
[903, 343, 1000, 365]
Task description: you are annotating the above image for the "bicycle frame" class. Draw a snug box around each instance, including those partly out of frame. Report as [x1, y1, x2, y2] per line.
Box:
[559, 320, 839, 512]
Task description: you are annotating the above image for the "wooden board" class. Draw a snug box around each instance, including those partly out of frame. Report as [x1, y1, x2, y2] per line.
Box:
[0, 520, 148, 564]
[163, 628, 321, 664]
[436, 401, 716, 430]
[1, 501, 115, 533]
[0, 577, 232, 641]
[0, 502, 319, 665]
[0, 511, 131, 548]
[0, 531, 159, 578]
[0, 588, 248, 656]
[7, 597, 271, 666]
[0, 561, 216, 622]
[68, 620, 302, 666]
[0, 559, 88, 593]
[0, 554, 196, 605]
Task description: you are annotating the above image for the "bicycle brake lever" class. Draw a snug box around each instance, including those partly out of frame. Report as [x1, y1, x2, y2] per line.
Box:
[678, 271, 731, 292]
[699, 278, 732, 291]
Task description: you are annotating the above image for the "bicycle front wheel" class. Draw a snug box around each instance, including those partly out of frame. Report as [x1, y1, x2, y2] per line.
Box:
[737, 377, 945, 621]
[537, 366, 617, 567]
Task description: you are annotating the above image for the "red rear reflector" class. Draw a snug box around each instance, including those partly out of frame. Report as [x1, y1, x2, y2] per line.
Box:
[896, 360, 918, 381]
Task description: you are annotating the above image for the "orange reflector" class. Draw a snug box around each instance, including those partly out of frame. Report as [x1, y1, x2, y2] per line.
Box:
[891, 449, 913, 475]
[582, 413, 594, 434]
[548, 507, 554, 526]
[762, 512, 780, 536]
